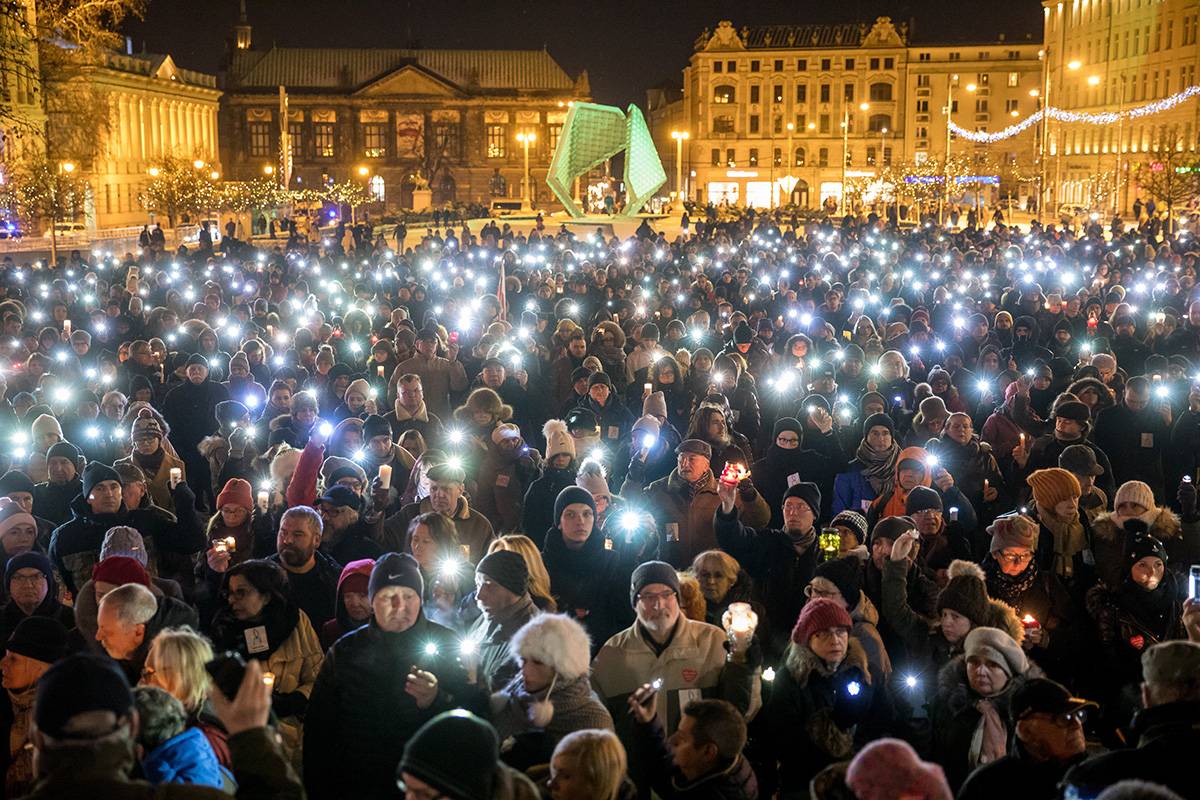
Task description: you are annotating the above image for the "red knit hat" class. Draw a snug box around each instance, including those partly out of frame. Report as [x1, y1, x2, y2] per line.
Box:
[791, 597, 853, 645]
[216, 478, 254, 511]
[91, 556, 150, 588]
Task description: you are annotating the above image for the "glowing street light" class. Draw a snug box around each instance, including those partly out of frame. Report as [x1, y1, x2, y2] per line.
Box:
[670, 130, 690, 200]
[1067, 59, 1082, 71]
[263, 164, 275, 176]
[516, 130, 537, 210]
[148, 166, 160, 177]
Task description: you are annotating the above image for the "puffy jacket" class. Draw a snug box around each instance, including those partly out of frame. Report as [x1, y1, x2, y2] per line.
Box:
[475, 441, 542, 535]
[141, 727, 227, 789]
[929, 656, 1025, 791]
[541, 526, 634, 652]
[114, 447, 188, 515]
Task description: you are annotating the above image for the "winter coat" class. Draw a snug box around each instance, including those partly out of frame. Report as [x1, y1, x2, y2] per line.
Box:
[490, 672, 613, 769]
[1017, 433, 1116, 505]
[465, 593, 538, 693]
[751, 439, 845, 528]
[751, 637, 873, 796]
[73, 575, 182, 651]
[522, 465, 576, 549]
[865, 446, 933, 526]
[115, 593, 201, 684]
[847, 591, 892, 683]
[625, 469, 769, 568]
[114, 447, 188, 515]
[475, 442, 542, 535]
[1090, 508, 1198, 591]
[303, 615, 484, 800]
[633, 714, 759, 800]
[392, 352, 468, 418]
[265, 550, 342, 630]
[31, 479, 82, 526]
[924, 436, 1006, 527]
[383, 401, 445, 448]
[929, 656, 1026, 791]
[48, 494, 205, 597]
[1061, 700, 1200, 800]
[141, 727, 227, 789]
[1094, 403, 1171, 499]
[958, 744, 1086, 800]
[831, 461, 879, 517]
[714, 506, 820, 659]
[320, 560, 374, 650]
[19, 726, 301, 800]
[162, 378, 231, 456]
[383, 496, 495, 564]
[0, 593, 75, 658]
[577, 395, 636, 445]
[592, 617, 759, 796]
[541, 526, 634, 651]
[981, 558, 1082, 686]
[195, 433, 260, 500]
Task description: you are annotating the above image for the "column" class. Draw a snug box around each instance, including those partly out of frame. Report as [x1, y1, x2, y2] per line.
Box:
[137, 97, 146, 161]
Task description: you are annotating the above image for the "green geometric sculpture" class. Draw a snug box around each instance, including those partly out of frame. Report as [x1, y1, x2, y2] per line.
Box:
[546, 102, 667, 218]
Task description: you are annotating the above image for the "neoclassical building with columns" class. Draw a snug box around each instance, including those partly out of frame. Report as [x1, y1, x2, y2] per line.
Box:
[64, 51, 222, 229]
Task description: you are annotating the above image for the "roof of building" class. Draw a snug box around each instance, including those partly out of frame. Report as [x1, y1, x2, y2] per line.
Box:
[227, 47, 575, 93]
[741, 24, 869, 49]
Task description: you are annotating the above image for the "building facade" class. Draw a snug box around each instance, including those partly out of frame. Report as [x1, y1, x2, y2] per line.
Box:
[1042, 0, 1200, 214]
[74, 52, 222, 229]
[678, 18, 1042, 210]
[219, 23, 590, 212]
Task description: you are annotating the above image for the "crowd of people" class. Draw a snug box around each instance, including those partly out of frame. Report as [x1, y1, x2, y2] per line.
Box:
[0, 202, 1197, 800]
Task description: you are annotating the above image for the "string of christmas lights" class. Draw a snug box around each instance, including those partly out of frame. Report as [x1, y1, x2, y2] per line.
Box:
[948, 84, 1200, 143]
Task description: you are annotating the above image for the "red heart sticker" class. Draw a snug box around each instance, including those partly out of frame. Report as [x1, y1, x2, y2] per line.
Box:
[1129, 635, 1145, 651]
[682, 668, 698, 683]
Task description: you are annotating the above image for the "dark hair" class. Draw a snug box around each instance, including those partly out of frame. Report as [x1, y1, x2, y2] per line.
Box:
[682, 699, 747, 761]
[225, 559, 289, 608]
[407, 512, 459, 557]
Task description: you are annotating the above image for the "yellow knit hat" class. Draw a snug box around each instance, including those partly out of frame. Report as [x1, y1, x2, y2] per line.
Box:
[1026, 468, 1081, 509]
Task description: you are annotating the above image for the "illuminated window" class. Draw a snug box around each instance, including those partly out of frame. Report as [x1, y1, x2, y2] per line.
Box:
[314, 123, 335, 158]
[486, 125, 506, 158]
[363, 124, 387, 158]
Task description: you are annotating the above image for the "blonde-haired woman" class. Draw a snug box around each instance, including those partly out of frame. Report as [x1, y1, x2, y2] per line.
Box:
[548, 729, 629, 800]
[142, 626, 231, 766]
[489, 534, 556, 611]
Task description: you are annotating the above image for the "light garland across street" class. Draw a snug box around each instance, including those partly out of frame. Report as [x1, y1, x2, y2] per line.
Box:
[948, 84, 1200, 143]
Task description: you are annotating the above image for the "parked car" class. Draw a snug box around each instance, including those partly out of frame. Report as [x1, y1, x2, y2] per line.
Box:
[42, 222, 86, 239]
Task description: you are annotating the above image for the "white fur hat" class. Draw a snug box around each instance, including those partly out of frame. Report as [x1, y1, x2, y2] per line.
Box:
[509, 614, 592, 681]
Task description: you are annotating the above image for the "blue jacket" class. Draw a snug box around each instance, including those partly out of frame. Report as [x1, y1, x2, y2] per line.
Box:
[142, 727, 227, 788]
[832, 462, 878, 516]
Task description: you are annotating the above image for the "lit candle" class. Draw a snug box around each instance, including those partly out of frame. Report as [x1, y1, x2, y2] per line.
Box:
[724, 602, 757, 634]
[262, 671, 275, 688]
[378, 464, 393, 490]
[223, 536, 237, 553]
[377, 365, 385, 378]
[63, 319, 71, 335]
[1021, 614, 1040, 629]
[644, 382, 652, 394]
[169, 467, 182, 488]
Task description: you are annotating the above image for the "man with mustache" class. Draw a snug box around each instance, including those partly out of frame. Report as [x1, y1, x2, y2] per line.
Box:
[267, 505, 341, 628]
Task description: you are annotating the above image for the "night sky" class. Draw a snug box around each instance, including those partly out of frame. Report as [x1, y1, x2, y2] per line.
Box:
[121, 0, 1042, 106]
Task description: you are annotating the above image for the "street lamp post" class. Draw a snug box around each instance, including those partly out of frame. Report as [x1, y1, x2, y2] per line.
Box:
[942, 77, 976, 225]
[670, 130, 689, 206]
[841, 101, 869, 215]
[516, 131, 537, 210]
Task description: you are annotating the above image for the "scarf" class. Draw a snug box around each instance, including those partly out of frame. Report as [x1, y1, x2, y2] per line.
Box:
[6, 684, 36, 797]
[971, 699, 1009, 767]
[1116, 576, 1178, 639]
[1036, 504, 1086, 578]
[392, 399, 429, 422]
[855, 440, 900, 495]
[210, 598, 299, 661]
[133, 447, 167, 478]
[984, 555, 1039, 608]
[788, 526, 817, 556]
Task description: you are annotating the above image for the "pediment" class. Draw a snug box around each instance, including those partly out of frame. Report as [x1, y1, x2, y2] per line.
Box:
[355, 64, 462, 97]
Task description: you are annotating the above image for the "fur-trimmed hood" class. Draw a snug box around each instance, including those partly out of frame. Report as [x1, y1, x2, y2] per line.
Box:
[946, 560, 1026, 645]
[1092, 507, 1182, 543]
[935, 654, 1025, 719]
[197, 434, 228, 460]
[784, 635, 871, 688]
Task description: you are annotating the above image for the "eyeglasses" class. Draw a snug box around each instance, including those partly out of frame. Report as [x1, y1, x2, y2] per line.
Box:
[1023, 708, 1088, 727]
[996, 551, 1034, 566]
[776, 436, 800, 446]
[636, 589, 678, 606]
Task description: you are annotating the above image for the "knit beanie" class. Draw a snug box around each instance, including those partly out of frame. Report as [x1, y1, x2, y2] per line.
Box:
[5, 551, 53, 592]
[6, 616, 69, 666]
[214, 401, 248, 429]
[792, 597, 853, 645]
[398, 710, 498, 800]
[987, 513, 1039, 554]
[845, 738, 954, 800]
[862, 412, 896, 438]
[554, 486, 596, 525]
[82, 461, 122, 498]
[630, 560, 681, 607]
[905, 485, 943, 515]
[936, 560, 990, 626]
[0, 497, 36, 540]
[363, 414, 392, 441]
[30, 414, 63, 440]
[46, 441, 81, 463]
[1026, 468, 1081, 509]
[345, 378, 370, 401]
[965, 627, 1027, 677]
[772, 417, 803, 440]
[35, 654, 134, 740]
[475, 550, 529, 598]
[830, 510, 869, 547]
[631, 415, 661, 438]
[91, 555, 151, 588]
[1126, 532, 1168, 568]
[321, 456, 368, 487]
[782, 481, 821, 517]
[813, 556, 864, 607]
[368, 552, 424, 601]
[575, 468, 610, 500]
[0, 470, 36, 496]
[101, 527, 148, 566]
[643, 390, 668, 419]
[869, 516, 917, 547]
[490, 423, 522, 445]
[542, 420, 575, 461]
[216, 478, 254, 511]
[185, 353, 209, 369]
[130, 409, 164, 440]
[1114, 480, 1156, 512]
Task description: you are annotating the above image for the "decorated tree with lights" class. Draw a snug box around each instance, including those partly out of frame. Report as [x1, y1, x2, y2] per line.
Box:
[5, 155, 90, 265]
[139, 156, 217, 227]
[1134, 132, 1200, 233]
[217, 178, 287, 214]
